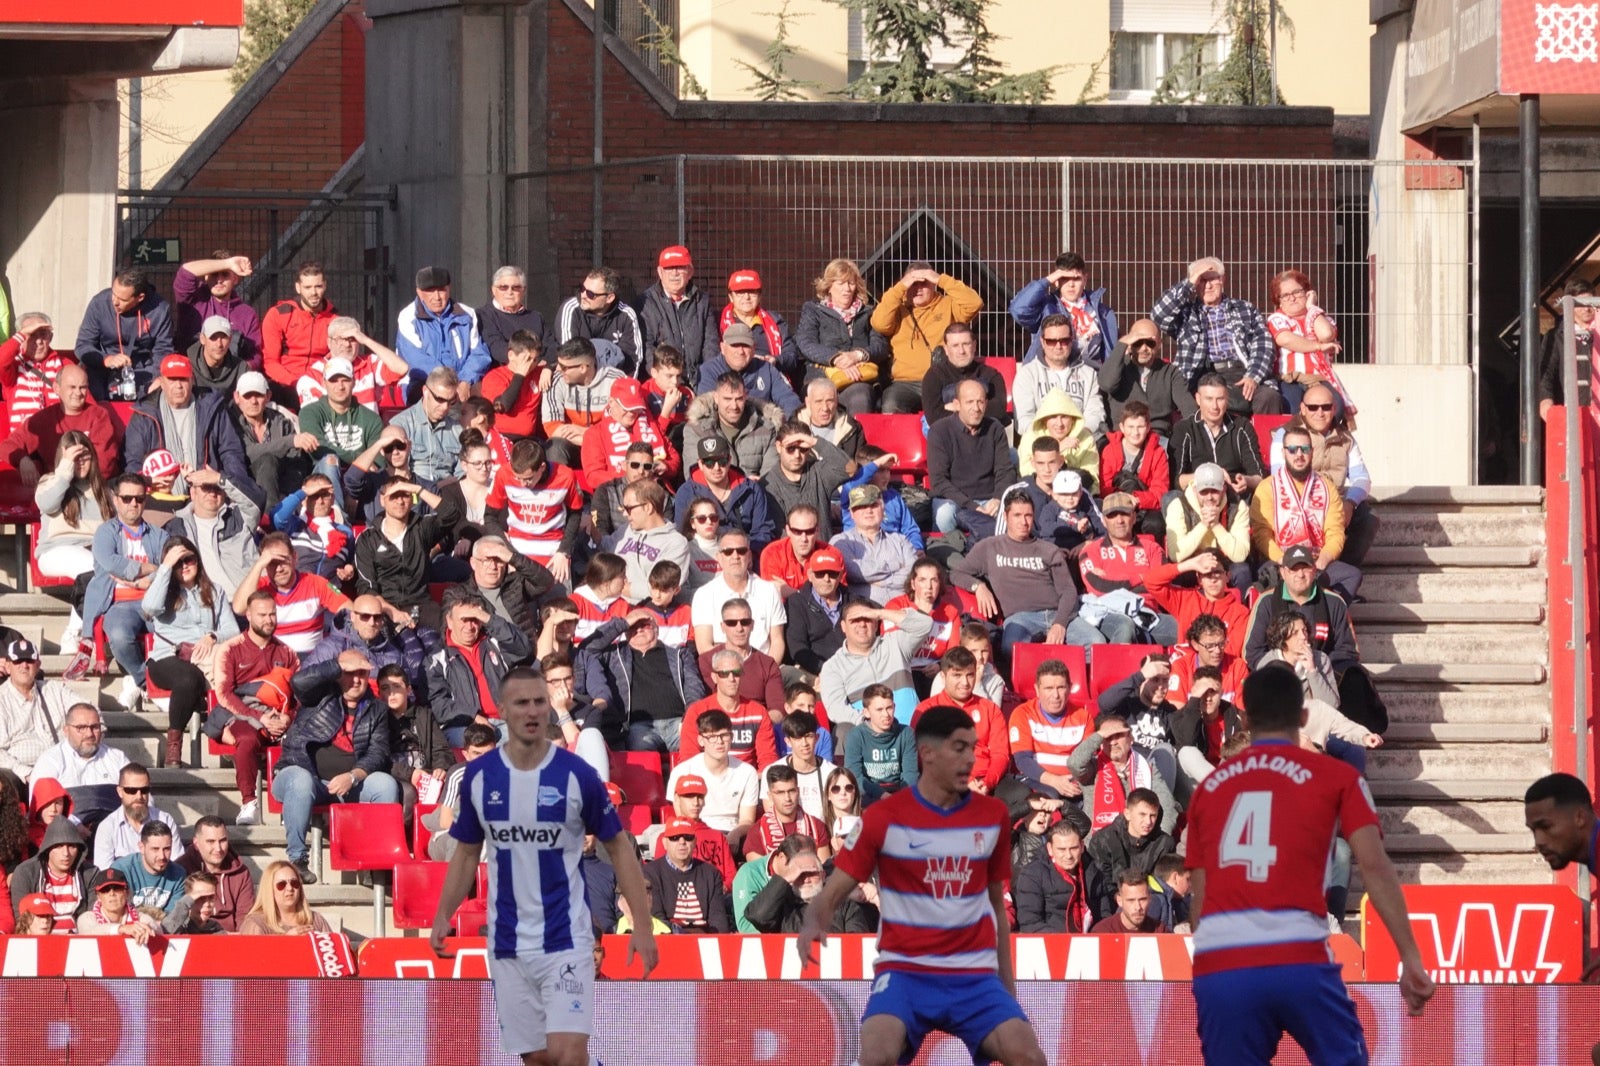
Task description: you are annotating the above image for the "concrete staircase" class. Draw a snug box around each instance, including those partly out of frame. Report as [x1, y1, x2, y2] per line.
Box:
[0, 483, 1558, 934]
[1352, 485, 1552, 893]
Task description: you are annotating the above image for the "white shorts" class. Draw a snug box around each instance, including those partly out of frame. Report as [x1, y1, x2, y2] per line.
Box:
[488, 948, 595, 1056]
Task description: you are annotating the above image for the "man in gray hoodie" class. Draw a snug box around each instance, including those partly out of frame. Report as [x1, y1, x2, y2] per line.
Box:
[609, 479, 690, 602]
[165, 466, 262, 601]
[817, 599, 932, 740]
[10, 818, 98, 931]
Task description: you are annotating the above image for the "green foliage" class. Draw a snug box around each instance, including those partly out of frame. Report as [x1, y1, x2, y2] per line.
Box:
[1074, 35, 1115, 105]
[231, 0, 319, 90]
[1152, 0, 1295, 106]
[836, 0, 1057, 104]
[736, 1, 823, 101]
[637, 1, 708, 100]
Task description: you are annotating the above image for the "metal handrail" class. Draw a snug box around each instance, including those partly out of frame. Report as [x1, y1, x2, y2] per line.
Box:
[1561, 293, 1598, 922]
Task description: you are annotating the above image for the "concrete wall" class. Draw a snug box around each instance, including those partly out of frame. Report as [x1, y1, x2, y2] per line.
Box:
[118, 69, 234, 189]
[1340, 363, 1475, 485]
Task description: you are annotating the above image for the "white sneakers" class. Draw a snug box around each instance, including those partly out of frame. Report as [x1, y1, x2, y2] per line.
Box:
[235, 799, 259, 826]
[57, 612, 81, 655]
[116, 675, 143, 712]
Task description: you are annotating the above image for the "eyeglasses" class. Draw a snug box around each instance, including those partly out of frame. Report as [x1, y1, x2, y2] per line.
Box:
[1283, 445, 1312, 455]
[620, 502, 642, 513]
[713, 668, 744, 678]
[701, 732, 732, 743]
[1302, 403, 1335, 412]
[788, 525, 818, 536]
[722, 618, 753, 627]
[664, 835, 695, 842]
[274, 879, 302, 890]
[545, 674, 575, 686]
[462, 458, 492, 468]
[626, 461, 652, 470]
[1041, 336, 1072, 347]
[829, 784, 856, 794]
[119, 786, 150, 795]
[69, 723, 104, 732]
[117, 494, 147, 504]
[719, 546, 750, 556]
[475, 557, 509, 567]
[493, 284, 526, 292]
[1278, 288, 1307, 300]
[1195, 640, 1226, 652]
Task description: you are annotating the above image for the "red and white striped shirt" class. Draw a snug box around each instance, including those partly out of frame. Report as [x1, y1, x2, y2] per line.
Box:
[1007, 701, 1092, 775]
[833, 788, 1009, 974]
[112, 525, 153, 602]
[1267, 309, 1351, 404]
[570, 585, 627, 642]
[485, 465, 583, 562]
[260, 571, 351, 654]
[651, 602, 694, 648]
[0, 340, 73, 431]
[296, 352, 401, 412]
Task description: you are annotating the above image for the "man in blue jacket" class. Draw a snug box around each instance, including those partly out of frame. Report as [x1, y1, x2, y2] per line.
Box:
[395, 266, 491, 398]
[75, 269, 175, 400]
[123, 354, 264, 511]
[1008, 252, 1118, 367]
[275, 647, 399, 883]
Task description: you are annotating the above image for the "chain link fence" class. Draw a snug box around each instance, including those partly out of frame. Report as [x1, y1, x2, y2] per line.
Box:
[512, 155, 1473, 368]
[117, 190, 395, 332]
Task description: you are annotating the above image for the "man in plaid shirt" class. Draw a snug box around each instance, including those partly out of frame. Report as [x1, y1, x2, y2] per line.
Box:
[1152, 257, 1286, 415]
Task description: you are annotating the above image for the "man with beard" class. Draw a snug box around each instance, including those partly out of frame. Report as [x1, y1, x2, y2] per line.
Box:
[746, 835, 874, 934]
[212, 591, 300, 827]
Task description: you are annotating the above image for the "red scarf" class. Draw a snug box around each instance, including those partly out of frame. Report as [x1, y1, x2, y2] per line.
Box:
[720, 305, 783, 362]
[1059, 861, 1091, 932]
[1271, 467, 1330, 551]
[1092, 748, 1151, 832]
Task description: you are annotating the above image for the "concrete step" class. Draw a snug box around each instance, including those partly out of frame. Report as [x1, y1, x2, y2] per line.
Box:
[1377, 801, 1531, 837]
[1364, 662, 1547, 684]
[1351, 854, 1550, 892]
[1371, 512, 1546, 549]
[1362, 545, 1543, 569]
[1358, 568, 1546, 605]
[1383, 721, 1549, 745]
[1357, 626, 1548, 666]
[1382, 832, 1538, 856]
[1368, 778, 1534, 802]
[1350, 602, 1545, 625]
[1381, 685, 1552, 724]
[1367, 744, 1550, 781]
[1369, 485, 1544, 508]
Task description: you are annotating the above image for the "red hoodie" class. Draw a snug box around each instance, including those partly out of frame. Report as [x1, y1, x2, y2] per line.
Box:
[913, 693, 1010, 791]
[579, 410, 680, 492]
[27, 778, 72, 854]
[1099, 431, 1171, 511]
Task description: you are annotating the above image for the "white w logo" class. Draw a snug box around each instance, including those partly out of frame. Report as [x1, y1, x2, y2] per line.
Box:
[922, 855, 973, 899]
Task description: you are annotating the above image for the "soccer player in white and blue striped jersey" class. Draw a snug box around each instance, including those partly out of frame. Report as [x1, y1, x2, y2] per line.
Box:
[432, 666, 657, 1066]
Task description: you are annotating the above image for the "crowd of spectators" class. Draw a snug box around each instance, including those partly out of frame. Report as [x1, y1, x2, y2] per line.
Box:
[0, 243, 1391, 938]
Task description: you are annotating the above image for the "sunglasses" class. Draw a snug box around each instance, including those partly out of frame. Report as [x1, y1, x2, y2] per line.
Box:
[274, 879, 302, 890]
[353, 611, 385, 621]
[713, 668, 744, 678]
[425, 391, 454, 404]
[1283, 445, 1312, 455]
[119, 786, 151, 795]
[494, 284, 526, 292]
[811, 570, 842, 579]
[701, 458, 729, 468]
[722, 618, 753, 627]
[788, 526, 818, 536]
[829, 784, 856, 794]
[1302, 403, 1335, 412]
[1041, 336, 1072, 347]
[719, 546, 750, 556]
[664, 835, 695, 842]
[626, 461, 652, 470]
[578, 287, 609, 299]
[692, 514, 720, 523]
[118, 494, 147, 503]
[178, 556, 199, 567]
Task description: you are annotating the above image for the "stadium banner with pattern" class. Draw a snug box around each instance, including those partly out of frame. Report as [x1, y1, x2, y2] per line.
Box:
[0, 979, 1594, 1064]
[0, 932, 355, 978]
[1361, 884, 1585, 985]
[361, 933, 1364, 982]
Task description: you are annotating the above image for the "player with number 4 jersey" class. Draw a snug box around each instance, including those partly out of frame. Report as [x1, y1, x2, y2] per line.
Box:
[796, 706, 1047, 1066]
[1186, 663, 1432, 1065]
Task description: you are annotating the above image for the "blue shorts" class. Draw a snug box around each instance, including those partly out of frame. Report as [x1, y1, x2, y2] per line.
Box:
[863, 969, 1029, 1065]
[1194, 962, 1369, 1066]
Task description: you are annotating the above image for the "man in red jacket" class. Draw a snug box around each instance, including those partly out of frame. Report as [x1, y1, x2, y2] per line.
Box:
[1098, 400, 1170, 540]
[912, 646, 1009, 794]
[261, 262, 337, 409]
[0, 363, 119, 481]
[579, 378, 679, 492]
[1143, 550, 1249, 656]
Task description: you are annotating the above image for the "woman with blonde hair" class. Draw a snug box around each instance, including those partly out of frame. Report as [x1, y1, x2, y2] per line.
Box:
[34, 429, 113, 651]
[795, 258, 887, 416]
[239, 860, 332, 934]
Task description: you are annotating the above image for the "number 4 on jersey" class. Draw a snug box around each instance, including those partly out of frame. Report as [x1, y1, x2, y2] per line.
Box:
[1218, 790, 1278, 882]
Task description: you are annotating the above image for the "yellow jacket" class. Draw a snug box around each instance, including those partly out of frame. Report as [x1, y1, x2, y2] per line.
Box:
[1249, 472, 1347, 562]
[1163, 481, 1253, 563]
[870, 274, 983, 383]
[1017, 389, 1099, 482]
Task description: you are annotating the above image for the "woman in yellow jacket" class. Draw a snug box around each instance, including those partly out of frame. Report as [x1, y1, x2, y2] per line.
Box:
[869, 263, 983, 414]
[1017, 389, 1099, 483]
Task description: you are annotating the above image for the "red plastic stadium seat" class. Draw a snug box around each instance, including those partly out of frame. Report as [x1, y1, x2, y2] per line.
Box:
[106, 402, 136, 436]
[329, 803, 410, 872]
[618, 803, 654, 835]
[392, 860, 451, 930]
[1089, 644, 1167, 701]
[413, 802, 438, 861]
[984, 356, 1018, 412]
[1253, 414, 1291, 458]
[1010, 643, 1087, 702]
[28, 525, 73, 590]
[609, 751, 666, 809]
[854, 413, 927, 484]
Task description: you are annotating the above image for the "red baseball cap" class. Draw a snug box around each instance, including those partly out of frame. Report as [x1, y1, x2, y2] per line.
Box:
[610, 379, 647, 411]
[727, 269, 761, 292]
[141, 449, 180, 481]
[806, 545, 846, 574]
[663, 816, 699, 838]
[658, 245, 693, 269]
[160, 354, 193, 379]
[674, 774, 708, 797]
[18, 893, 53, 917]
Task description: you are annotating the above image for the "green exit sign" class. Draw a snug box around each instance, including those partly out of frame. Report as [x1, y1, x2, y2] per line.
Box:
[129, 238, 181, 265]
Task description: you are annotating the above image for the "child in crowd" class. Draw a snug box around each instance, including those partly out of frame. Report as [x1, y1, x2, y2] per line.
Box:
[644, 344, 693, 451]
[838, 444, 923, 548]
[762, 709, 839, 821]
[772, 682, 834, 761]
[639, 559, 693, 647]
[423, 722, 501, 862]
[931, 622, 1006, 707]
[843, 684, 917, 805]
[1038, 468, 1105, 557]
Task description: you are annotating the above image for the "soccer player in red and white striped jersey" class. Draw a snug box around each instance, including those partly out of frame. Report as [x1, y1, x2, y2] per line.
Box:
[485, 439, 584, 586]
[1187, 664, 1431, 1064]
[798, 706, 1047, 1066]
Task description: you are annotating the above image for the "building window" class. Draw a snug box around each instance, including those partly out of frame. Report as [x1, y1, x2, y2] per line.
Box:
[1110, 31, 1227, 96]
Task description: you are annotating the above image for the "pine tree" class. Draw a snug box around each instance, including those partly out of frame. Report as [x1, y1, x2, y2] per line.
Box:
[232, 0, 320, 89]
[637, 1, 708, 100]
[1153, 0, 1294, 105]
[837, 0, 1056, 104]
[736, 1, 823, 102]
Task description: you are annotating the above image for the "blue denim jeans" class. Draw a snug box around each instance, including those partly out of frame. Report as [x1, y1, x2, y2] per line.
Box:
[271, 764, 400, 863]
[101, 601, 149, 685]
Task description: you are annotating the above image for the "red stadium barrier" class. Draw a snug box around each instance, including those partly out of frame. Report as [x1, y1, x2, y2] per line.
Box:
[0, 931, 355, 978]
[1360, 884, 1586, 984]
[358, 932, 1363, 982]
[0, 979, 1593, 1064]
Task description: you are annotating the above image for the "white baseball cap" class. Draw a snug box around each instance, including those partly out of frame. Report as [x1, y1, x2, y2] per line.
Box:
[236, 371, 269, 397]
